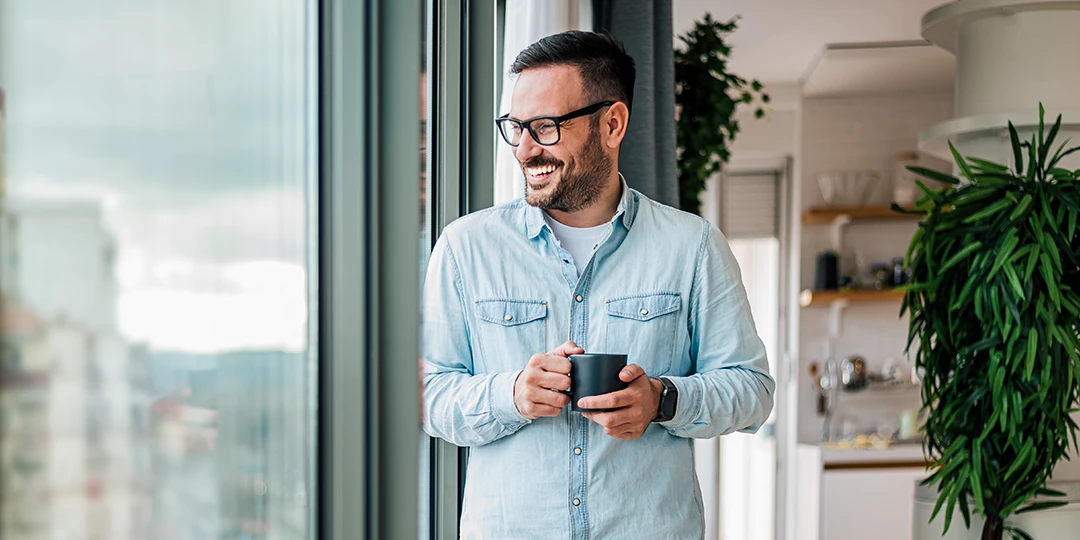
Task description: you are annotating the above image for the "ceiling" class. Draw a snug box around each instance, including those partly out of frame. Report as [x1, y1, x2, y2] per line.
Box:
[801, 41, 955, 97]
[672, 0, 952, 85]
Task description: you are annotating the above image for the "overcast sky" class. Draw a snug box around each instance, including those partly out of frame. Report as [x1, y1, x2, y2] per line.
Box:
[2, 0, 315, 353]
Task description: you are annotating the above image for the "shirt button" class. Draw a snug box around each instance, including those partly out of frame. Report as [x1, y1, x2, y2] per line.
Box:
[504, 314, 513, 321]
[575, 295, 583, 302]
[574, 447, 582, 455]
[640, 309, 649, 316]
[572, 498, 581, 506]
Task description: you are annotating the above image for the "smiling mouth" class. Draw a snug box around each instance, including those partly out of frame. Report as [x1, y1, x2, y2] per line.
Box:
[525, 163, 559, 181]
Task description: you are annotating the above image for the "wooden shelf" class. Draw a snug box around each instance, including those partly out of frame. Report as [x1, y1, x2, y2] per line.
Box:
[799, 288, 906, 307]
[802, 205, 922, 225]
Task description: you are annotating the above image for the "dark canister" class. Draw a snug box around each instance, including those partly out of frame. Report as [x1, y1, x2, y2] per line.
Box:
[815, 250, 839, 290]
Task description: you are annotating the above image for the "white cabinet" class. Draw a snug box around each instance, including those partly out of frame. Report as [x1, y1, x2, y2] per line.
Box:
[822, 467, 925, 540]
[796, 443, 927, 540]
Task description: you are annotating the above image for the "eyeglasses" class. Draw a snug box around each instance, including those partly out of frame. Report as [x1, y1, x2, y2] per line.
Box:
[495, 101, 614, 147]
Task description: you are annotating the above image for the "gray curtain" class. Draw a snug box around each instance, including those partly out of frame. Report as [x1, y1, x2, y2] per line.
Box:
[593, 0, 678, 208]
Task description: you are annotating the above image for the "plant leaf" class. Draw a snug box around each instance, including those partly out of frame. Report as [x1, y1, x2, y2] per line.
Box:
[1009, 194, 1033, 222]
[1006, 526, 1034, 540]
[1027, 134, 1038, 181]
[1038, 103, 1046, 168]
[940, 241, 983, 274]
[1009, 121, 1024, 174]
[968, 156, 1010, 173]
[908, 165, 960, 185]
[1048, 136, 1075, 171]
[1036, 487, 1067, 497]
[1042, 112, 1062, 169]
[949, 140, 975, 181]
[1016, 500, 1069, 514]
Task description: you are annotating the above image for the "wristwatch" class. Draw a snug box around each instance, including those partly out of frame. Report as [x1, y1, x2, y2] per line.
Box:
[652, 376, 678, 423]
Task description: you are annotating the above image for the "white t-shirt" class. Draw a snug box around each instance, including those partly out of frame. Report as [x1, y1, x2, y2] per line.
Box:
[543, 212, 609, 277]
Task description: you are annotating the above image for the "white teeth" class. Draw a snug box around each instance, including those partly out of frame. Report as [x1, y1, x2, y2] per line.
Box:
[527, 165, 557, 176]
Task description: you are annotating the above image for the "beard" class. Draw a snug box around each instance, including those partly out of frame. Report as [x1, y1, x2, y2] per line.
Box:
[522, 125, 611, 213]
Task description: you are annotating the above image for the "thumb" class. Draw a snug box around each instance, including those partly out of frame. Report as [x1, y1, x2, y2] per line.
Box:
[550, 340, 585, 357]
[619, 364, 646, 382]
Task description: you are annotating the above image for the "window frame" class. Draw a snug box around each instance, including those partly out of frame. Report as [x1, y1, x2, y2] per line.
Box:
[426, 0, 498, 538]
[318, 0, 423, 539]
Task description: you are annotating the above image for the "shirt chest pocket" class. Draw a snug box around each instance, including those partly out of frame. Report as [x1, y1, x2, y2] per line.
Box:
[473, 299, 548, 371]
[604, 292, 681, 376]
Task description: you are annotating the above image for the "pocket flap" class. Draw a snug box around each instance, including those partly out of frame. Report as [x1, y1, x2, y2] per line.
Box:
[606, 293, 681, 321]
[475, 299, 548, 326]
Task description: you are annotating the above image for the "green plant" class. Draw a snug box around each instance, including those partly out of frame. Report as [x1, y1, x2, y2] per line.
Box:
[898, 105, 1080, 540]
[674, 13, 769, 215]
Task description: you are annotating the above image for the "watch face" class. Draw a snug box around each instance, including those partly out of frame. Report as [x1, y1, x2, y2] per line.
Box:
[658, 378, 677, 421]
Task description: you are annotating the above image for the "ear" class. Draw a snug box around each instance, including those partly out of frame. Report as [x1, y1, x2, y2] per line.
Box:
[601, 102, 630, 149]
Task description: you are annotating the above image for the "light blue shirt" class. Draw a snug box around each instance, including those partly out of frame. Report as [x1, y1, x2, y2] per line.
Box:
[422, 179, 775, 540]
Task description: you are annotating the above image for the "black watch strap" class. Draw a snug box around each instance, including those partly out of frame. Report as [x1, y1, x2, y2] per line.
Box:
[652, 376, 678, 423]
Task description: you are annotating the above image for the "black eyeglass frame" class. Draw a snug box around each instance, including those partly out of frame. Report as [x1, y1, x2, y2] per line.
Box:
[494, 101, 615, 147]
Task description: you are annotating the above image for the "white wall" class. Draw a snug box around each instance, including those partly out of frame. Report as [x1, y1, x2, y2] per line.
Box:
[796, 91, 953, 444]
[701, 87, 798, 540]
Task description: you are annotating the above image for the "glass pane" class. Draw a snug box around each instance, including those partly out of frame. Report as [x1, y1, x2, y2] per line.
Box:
[0, 2, 317, 539]
[418, 1, 431, 537]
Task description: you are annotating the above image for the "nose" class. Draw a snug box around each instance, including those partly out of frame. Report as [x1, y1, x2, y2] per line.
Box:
[514, 130, 543, 163]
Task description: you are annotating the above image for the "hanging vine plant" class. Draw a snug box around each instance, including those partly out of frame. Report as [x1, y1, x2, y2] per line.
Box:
[674, 13, 769, 215]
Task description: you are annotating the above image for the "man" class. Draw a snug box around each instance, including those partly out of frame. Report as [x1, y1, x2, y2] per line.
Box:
[422, 30, 774, 539]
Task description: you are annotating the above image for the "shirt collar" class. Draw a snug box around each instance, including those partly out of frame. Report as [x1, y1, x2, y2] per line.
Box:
[524, 173, 637, 239]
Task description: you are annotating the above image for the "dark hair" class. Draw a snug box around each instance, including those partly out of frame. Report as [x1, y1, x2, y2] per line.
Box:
[509, 30, 636, 115]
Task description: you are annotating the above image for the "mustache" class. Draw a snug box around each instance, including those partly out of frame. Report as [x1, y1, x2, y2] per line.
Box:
[520, 156, 564, 169]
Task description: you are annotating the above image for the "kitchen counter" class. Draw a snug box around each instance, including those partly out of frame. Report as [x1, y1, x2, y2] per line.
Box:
[799, 442, 928, 469]
[821, 442, 926, 466]
[796, 442, 931, 540]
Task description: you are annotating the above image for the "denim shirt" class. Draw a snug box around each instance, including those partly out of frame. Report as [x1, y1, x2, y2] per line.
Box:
[422, 179, 775, 540]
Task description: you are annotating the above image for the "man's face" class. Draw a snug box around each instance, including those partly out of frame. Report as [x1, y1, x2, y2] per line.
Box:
[510, 65, 612, 213]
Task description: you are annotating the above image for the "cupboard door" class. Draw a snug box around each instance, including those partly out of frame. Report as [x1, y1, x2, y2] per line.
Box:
[821, 467, 925, 540]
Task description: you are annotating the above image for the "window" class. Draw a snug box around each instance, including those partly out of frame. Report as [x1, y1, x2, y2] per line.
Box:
[0, 2, 317, 538]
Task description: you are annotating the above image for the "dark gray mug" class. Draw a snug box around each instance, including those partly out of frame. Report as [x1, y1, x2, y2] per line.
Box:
[569, 353, 628, 412]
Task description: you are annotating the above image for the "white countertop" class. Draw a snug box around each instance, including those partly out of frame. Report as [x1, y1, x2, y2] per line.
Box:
[799, 442, 929, 467]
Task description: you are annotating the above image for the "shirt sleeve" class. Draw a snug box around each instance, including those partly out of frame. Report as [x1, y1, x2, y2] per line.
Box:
[421, 232, 531, 447]
[658, 223, 776, 438]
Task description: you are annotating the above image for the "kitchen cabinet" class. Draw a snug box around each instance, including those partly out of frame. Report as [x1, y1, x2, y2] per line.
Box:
[823, 467, 926, 540]
[797, 443, 927, 540]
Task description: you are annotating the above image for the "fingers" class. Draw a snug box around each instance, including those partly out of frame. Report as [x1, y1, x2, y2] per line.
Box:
[577, 388, 633, 411]
[515, 381, 570, 420]
[582, 412, 647, 440]
[528, 352, 572, 375]
[529, 385, 571, 408]
[577, 366, 649, 410]
[578, 371, 656, 439]
[515, 354, 573, 420]
[619, 363, 646, 383]
[549, 340, 585, 358]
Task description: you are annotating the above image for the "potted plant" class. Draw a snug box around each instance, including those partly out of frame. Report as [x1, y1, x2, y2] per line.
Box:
[673, 13, 768, 215]
[898, 105, 1080, 539]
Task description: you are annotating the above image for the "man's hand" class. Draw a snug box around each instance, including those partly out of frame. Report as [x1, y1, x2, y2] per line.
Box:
[578, 365, 663, 440]
[513, 341, 584, 420]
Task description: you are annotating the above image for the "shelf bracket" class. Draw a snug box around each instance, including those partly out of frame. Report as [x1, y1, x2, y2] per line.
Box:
[827, 298, 850, 340]
[829, 214, 851, 253]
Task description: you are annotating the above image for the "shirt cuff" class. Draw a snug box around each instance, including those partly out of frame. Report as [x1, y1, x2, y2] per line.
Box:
[657, 375, 701, 431]
[490, 370, 531, 430]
